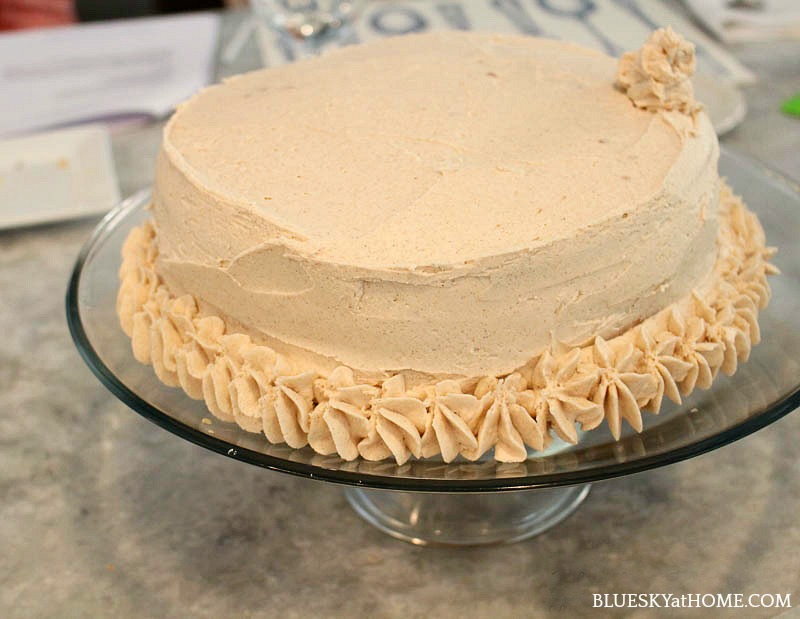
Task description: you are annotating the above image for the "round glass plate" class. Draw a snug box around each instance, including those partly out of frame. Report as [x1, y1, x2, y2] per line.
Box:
[67, 148, 800, 496]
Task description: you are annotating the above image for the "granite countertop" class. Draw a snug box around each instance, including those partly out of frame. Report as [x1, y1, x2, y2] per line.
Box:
[2, 9, 799, 619]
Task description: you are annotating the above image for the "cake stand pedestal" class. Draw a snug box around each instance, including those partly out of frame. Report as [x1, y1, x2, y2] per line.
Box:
[344, 484, 591, 545]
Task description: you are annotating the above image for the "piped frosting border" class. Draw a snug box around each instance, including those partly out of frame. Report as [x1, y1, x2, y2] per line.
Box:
[117, 183, 777, 464]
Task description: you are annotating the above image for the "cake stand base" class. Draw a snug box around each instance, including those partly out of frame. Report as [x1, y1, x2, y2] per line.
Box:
[344, 484, 591, 546]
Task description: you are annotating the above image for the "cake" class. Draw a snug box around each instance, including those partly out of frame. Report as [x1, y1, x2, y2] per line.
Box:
[117, 28, 777, 463]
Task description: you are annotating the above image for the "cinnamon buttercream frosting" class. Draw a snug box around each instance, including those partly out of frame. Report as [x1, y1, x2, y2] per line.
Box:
[152, 31, 720, 378]
[616, 27, 701, 119]
[116, 30, 777, 462]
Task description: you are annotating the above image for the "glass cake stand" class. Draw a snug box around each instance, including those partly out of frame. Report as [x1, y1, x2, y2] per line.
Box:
[67, 149, 800, 546]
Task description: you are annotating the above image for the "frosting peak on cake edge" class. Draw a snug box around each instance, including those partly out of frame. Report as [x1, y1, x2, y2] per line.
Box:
[616, 27, 703, 139]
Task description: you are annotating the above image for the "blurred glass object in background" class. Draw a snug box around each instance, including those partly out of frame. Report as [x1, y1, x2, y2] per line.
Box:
[252, 0, 363, 54]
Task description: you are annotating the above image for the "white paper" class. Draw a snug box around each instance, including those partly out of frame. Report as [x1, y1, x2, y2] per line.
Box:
[0, 12, 220, 137]
[0, 124, 120, 228]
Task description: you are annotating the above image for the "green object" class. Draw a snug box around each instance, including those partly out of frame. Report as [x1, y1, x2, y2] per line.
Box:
[781, 93, 800, 117]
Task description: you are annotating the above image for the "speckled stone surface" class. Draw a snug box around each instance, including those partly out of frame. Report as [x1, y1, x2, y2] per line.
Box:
[1, 9, 799, 619]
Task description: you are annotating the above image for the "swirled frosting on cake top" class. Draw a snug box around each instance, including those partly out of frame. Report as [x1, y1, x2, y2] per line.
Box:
[152, 31, 719, 378]
[616, 26, 700, 115]
[616, 27, 702, 137]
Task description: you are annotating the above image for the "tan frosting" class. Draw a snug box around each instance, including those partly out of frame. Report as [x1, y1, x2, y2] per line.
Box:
[152, 31, 720, 377]
[117, 183, 777, 463]
[120, 30, 777, 463]
[616, 27, 701, 120]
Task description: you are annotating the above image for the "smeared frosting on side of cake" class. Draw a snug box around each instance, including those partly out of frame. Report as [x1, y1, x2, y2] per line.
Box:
[117, 183, 778, 463]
